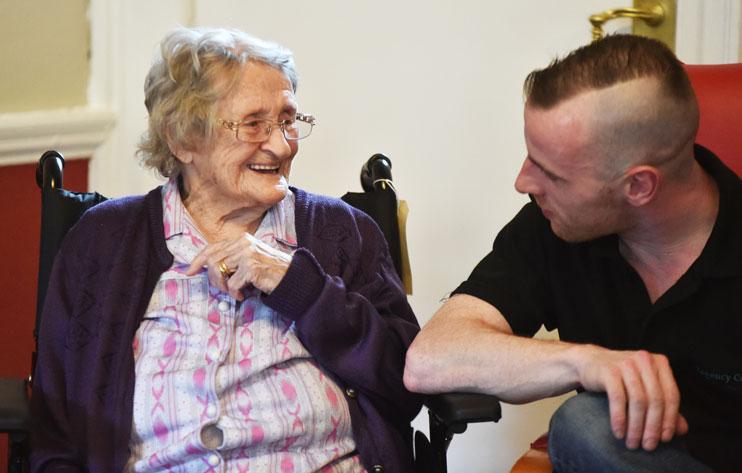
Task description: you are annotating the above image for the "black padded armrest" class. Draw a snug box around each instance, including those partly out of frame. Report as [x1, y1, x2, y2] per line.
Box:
[425, 392, 502, 426]
[0, 377, 30, 432]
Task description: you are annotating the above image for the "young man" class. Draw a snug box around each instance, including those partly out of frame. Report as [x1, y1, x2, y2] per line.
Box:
[405, 35, 741, 473]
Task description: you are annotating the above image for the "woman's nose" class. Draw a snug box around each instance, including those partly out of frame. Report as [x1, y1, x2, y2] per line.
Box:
[261, 126, 293, 158]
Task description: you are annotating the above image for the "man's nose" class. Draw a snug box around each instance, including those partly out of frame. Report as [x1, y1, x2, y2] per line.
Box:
[514, 158, 537, 195]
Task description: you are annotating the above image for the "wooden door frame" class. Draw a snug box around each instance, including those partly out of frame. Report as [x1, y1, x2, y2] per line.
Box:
[677, 0, 740, 63]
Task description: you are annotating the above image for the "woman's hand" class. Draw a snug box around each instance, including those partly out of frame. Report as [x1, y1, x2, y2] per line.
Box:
[187, 233, 293, 299]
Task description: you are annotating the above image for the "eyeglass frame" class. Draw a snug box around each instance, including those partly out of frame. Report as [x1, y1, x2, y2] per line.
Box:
[218, 112, 316, 143]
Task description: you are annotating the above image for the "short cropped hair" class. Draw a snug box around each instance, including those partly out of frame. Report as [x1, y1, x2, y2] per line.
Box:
[524, 34, 694, 109]
[138, 27, 298, 178]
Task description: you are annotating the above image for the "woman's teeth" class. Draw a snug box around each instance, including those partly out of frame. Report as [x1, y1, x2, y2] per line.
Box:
[248, 164, 280, 173]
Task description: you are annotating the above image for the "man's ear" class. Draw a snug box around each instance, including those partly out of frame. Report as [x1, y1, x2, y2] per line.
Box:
[622, 165, 660, 207]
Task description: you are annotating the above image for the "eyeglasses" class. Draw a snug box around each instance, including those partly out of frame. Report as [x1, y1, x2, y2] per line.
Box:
[218, 112, 316, 143]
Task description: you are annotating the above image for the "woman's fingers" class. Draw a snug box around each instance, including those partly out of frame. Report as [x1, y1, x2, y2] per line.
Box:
[187, 233, 291, 295]
[225, 266, 248, 301]
[187, 241, 237, 295]
[187, 240, 229, 275]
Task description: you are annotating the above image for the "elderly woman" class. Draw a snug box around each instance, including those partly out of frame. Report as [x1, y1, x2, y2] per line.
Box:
[30, 27, 421, 473]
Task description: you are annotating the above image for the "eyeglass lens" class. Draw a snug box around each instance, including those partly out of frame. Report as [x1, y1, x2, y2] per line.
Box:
[236, 119, 312, 142]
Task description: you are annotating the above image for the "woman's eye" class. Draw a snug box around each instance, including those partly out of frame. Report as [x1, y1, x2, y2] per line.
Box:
[242, 121, 262, 129]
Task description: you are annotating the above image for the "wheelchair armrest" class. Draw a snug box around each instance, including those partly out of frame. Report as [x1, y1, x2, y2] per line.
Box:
[425, 392, 502, 430]
[420, 392, 503, 470]
[0, 377, 30, 433]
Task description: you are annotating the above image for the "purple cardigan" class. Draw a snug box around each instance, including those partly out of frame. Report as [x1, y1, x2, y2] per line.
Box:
[30, 187, 422, 473]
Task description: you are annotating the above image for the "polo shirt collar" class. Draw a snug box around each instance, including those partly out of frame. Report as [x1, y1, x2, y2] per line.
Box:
[692, 144, 742, 279]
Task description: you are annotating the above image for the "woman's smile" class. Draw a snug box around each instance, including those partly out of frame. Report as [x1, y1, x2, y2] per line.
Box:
[247, 163, 281, 174]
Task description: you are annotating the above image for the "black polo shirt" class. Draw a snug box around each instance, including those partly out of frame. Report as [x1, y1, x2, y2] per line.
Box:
[454, 145, 741, 473]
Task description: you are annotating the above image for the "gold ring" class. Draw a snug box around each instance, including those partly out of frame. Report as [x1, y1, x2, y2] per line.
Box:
[218, 259, 234, 279]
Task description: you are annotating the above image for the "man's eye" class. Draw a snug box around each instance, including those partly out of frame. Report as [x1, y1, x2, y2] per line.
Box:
[536, 165, 559, 182]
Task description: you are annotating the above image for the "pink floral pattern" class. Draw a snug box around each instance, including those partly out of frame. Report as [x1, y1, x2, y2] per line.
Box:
[126, 180, 364, 473]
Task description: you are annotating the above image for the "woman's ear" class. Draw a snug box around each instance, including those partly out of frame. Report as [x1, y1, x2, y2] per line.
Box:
[166, 131, 194, 165]
[622, 165, 660, 207]
[171, 148, 195, 165]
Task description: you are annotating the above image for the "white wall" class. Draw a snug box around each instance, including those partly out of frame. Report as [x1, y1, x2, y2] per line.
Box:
[87, 1, 740, 471]
[0, 0, 89, 113]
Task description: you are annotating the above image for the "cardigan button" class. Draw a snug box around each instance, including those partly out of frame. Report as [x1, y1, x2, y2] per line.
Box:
[372, 465, 384, 473]
[345, 388, 357, 398]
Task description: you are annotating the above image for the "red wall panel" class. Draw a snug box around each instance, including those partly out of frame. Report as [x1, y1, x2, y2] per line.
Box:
[0, 158, 88, 469]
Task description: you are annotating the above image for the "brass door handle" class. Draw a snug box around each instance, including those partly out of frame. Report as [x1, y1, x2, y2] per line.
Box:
[590, 5, 663, 41]
[588, 0, 676, 51]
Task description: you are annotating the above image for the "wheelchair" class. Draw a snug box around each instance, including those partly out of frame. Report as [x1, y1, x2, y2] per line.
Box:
[0, 150, 501, 473]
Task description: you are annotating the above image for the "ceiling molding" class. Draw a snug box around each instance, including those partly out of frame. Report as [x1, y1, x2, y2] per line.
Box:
[0, 107, 115, 166]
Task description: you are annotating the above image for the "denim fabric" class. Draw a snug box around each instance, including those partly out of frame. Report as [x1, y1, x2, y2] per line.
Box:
[548, 392, 716, 473]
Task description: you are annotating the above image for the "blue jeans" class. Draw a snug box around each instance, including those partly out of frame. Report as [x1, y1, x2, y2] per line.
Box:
[548, 392, 716, 473]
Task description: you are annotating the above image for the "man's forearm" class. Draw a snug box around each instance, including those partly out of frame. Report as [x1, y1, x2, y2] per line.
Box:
[404, 294, 588, 403]
[405, 294, 688, 452]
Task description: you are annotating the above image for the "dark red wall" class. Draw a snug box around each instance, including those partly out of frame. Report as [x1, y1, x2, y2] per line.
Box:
[0, 158, 88, 469]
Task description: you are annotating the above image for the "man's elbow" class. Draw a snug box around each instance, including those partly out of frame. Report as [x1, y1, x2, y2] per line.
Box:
[403, 338, 441, 393]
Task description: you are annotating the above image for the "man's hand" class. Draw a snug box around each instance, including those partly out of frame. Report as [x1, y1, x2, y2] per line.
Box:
[578, 346, 688, 451]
